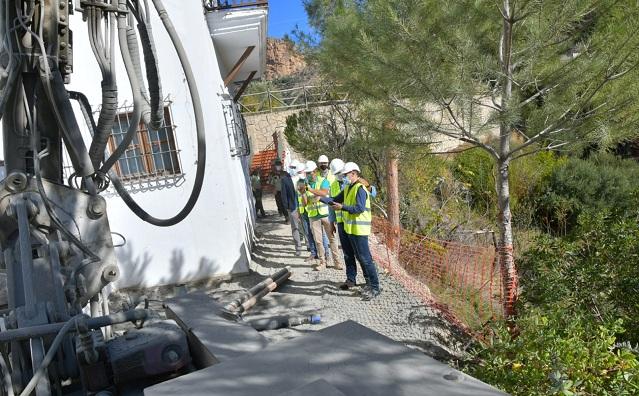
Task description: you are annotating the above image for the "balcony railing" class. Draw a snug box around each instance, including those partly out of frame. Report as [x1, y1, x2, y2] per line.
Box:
[204, 0, 268, 11]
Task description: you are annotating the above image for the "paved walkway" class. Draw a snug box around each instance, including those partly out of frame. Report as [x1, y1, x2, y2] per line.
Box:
[228, 197, 469, 361]
[112, 196, 469, 361]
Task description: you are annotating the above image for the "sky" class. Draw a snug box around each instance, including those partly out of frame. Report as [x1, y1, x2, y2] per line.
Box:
[267, 0, 311, 39]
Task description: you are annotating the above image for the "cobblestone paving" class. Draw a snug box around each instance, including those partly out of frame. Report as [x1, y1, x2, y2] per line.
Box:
[231, 198, 469, 360]
[112, 196, 470, 361]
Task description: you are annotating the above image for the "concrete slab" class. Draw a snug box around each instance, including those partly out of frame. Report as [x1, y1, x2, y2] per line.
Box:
[145, 320, 508, 396]
[278, 379, 346, 396]
[163, 292, 268, 368]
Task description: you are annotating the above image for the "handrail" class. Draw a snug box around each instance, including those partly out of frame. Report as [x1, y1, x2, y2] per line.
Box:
[239, 85, 349, 114]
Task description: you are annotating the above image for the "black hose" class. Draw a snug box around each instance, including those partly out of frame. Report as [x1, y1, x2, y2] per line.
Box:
[126, 21, 152, 126]
[86, 6, 118, 169]
[110, 0, 207, 227]
[68, 91, 97, 135]
[135, 1, 163, 130]
[99, 0, 142, 174]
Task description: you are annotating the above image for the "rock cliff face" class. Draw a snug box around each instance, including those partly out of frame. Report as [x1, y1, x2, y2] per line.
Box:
[265, 38, 307, 81]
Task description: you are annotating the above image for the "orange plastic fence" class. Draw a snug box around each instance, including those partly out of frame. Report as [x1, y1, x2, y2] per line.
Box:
[370, 217, 507, 333]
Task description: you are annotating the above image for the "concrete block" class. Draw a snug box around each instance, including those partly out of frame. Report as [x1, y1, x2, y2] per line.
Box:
[163, 292, 268, 368]
[145, 320, 507, 396]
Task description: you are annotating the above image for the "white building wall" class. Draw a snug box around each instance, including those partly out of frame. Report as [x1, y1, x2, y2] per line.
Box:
[60, 2, 256, 288]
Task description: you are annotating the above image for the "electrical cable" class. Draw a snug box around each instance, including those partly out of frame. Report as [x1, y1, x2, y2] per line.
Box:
[18, 315, 82, 396]
[0, 350, 13, 396]
[109, 0, 207, 227]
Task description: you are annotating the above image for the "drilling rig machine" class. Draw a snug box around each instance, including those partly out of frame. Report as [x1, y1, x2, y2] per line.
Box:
[0, 0, 208, 394]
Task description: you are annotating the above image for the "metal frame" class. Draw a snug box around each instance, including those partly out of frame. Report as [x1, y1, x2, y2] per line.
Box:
[222, 99, 251, 157]
[238, 85, 349, 114]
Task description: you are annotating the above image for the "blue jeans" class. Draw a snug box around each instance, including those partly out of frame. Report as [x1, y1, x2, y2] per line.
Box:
[338, 222, 360, 284]
[348, 234, 380, 292]
[302, 213, 328, 258]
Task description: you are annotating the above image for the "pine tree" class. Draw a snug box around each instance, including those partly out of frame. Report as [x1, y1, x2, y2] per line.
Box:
[307, 0, 639, 316]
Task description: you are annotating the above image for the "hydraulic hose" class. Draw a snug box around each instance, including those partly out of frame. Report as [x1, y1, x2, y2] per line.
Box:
[128, 0, 163, 130]
[126, 20, 152, 127]
[110, 0, 206, 227]
[87, 6, 118, 169]
[68, 91, 97, 135]
[99, 0, 142, 174]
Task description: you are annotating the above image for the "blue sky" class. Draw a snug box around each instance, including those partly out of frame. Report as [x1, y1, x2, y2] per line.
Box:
[267, 0, 310, 38]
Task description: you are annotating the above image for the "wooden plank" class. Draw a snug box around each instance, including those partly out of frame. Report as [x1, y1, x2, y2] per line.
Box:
[224, 46, 255, 87]
[233, 70, 257, 102]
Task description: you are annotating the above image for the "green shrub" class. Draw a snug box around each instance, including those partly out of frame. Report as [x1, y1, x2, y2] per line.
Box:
[536, 153, 639, 234]
[452, 148, 496, 215]
[519, 211, 639, 343]
[468, 307, 639, 396]
[468, 210, 639, 395]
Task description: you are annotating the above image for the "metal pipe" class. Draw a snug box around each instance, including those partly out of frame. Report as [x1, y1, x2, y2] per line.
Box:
[236, 271, 291, 314]
[247, 314, 321, 332]
[223, 267, 291, 312]
[15, 199, 35, 313]
[0, 309, 149, 343]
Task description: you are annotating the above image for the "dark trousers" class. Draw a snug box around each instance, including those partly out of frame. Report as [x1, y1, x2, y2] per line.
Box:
[253, 189, 265, 217]
[274, 191, 287, 218]
[339, 223, 359, 284]
[348, 233, 380, 292]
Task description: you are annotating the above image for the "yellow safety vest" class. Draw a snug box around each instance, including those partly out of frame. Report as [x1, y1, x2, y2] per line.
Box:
[305, 190, 328, 218]
[297, 193, 305, 215]
[330, 179, 343, 224]
[342, 182, 372, 236]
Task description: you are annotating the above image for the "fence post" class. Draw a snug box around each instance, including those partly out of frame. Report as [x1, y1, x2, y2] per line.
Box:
[267, 88, 273, 112]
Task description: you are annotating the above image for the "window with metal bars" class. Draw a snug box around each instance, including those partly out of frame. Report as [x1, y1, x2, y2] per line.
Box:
[222, 99, 250, 157]
[108, 106, 182, 181]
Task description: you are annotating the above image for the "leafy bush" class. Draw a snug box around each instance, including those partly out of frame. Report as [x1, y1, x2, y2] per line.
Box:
[468, 210, 639, 395]
[469, 307, 639, 396]
[452, 148, 496, 215]
[452, 148, 565, 227]
[536, 154, 639, 234]
[519, 211, 639, 343]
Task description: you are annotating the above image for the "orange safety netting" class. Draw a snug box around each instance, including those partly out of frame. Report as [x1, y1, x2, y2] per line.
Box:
[370, 217, 509, 334]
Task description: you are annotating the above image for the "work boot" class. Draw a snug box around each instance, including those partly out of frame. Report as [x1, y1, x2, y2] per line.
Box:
[339, 280, 356, 290]
[305, 255, 316, 262]
[361, 289, 381, 301]
[358, 285, 372, 295]
[313, 260, 326, 271]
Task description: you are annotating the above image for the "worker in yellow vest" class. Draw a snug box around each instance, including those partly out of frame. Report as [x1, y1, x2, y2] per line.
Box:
[328, 162, 381, 300]
[317, 154, 335, 186]
[303, 160, 344, 271]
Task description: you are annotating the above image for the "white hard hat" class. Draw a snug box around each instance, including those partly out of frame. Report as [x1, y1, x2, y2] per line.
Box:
[289, 159, 300, 169]
[317, 154, 329, 163]
[329, 158, 345, 175]
[305, 160, 317, 173]
[340, 162, 360, 175]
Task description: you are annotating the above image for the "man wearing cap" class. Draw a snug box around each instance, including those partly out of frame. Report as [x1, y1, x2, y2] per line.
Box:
[303, 160, 344, 271]
[281, 161, 304, 256]
[330, 162, 381, 300]
[269, 158, 288, 223]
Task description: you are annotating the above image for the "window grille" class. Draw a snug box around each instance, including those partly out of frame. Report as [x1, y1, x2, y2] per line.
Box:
[222, 99, 251, 157]
[108, 106, 182, 181]
[62, 100, 184, 193]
